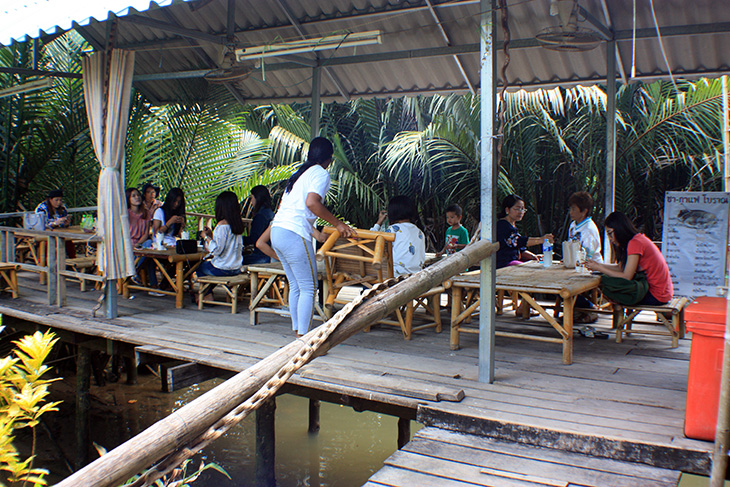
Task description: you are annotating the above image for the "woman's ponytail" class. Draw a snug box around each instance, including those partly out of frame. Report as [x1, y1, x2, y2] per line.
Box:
[285, 137, 334, 193]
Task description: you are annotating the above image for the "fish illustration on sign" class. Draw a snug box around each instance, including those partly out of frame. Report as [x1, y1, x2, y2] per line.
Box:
[677, 209, 719, 229]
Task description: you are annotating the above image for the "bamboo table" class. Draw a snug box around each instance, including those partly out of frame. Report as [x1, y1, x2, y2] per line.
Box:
[15, 226, 97, 283]
[450, 261, 601, 364]
[124, 247, 205, 308]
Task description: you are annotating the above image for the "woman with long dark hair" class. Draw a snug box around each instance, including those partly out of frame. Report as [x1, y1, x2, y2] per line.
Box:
[197, 191, 245, 302]
[261, 137, 354, 337]
[495, 194, 553, 269]
[586, 212, 673, 305]
[152, 187, 186, 246]
[243, 185, 275, 265]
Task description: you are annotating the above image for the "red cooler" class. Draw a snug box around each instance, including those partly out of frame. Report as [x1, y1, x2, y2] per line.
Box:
[684, 296, 728, 441]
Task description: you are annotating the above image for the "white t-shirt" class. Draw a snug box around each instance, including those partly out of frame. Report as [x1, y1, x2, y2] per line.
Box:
[272, 164, 331, 239]
[152, 207, 177, 246]
[371, 221, 425, 276]
[568, 217, 603, 263]
[206, 223, 243, 270]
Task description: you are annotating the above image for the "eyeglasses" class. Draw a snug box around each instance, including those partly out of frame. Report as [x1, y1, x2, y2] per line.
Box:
[511, 207, 528, 213]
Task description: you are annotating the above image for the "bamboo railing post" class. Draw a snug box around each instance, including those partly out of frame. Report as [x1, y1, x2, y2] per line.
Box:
[75, 346, 91, 470]
[710, 293, 730, 487]
[56, 240, 499, 487]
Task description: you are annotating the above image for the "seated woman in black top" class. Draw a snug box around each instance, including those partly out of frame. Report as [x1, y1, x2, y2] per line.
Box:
[243, 185, 275, 265]
[495, 194, 553, 269]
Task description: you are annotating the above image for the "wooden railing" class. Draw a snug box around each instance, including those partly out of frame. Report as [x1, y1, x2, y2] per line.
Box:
[0, 225, 102, 306]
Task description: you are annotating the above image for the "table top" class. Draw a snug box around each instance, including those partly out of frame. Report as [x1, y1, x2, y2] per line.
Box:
[133, 246, 206, 262]
[452, 261, 600, 297]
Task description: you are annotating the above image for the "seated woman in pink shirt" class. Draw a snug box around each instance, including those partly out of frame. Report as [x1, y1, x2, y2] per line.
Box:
[126, 188, 150, 248]
[586, 212, 673, 305]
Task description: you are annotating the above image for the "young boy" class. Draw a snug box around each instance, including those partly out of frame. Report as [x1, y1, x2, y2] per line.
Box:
[567, 191, 603, 263]
[437, 204, 469, 257]
[371, 195, 426, 276]
[568, 191, 602, 324]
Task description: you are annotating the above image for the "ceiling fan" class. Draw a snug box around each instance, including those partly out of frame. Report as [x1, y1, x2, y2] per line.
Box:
[204, 43, 255, 83]
[535, 0, 602, 52]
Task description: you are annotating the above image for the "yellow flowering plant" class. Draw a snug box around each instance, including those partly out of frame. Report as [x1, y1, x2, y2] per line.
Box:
[0, 328, 60, 486]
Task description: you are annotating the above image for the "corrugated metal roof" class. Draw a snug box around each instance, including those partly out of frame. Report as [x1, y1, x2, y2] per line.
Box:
[3, 0, 730, 104]
[0, 0, 193, 46]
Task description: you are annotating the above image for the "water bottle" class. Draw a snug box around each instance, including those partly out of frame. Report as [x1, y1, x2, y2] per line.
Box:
[542, 238, 553, 267]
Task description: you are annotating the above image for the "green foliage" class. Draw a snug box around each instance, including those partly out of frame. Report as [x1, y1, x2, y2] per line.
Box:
[119, 459, 230, 487]
[0, 329, 60, 487]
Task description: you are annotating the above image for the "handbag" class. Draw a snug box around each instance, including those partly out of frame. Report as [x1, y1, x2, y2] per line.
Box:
[600, 271, 649, 305]
[175, 239, 198, 254]
[23, 212, 46, 231]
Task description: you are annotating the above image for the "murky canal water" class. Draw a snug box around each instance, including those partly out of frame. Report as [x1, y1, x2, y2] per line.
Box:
[33, 372, 413, 486]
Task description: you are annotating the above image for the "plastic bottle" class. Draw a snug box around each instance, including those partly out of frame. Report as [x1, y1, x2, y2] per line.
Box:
[542, 238, 553, 267]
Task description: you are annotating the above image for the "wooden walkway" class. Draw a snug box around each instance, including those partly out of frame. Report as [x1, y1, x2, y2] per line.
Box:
[0, 273, 713, 485]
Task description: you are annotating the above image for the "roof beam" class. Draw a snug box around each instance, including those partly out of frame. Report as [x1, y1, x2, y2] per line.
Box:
[273, 0, 350, 101]
[424, 0, 474, 94]
[121, 15, 227, 45]
[0, 67, 81, 79]
[575, 4, 612, 41]
[599, 0, 627, 84]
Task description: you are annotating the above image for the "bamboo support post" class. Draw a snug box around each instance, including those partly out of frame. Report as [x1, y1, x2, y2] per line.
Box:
[255, 397, 276, 487]
[75, 346, 91, 470]
[397, 418, 410, 449]
[56, 240, 499, 487]
[308, 398, 320, 433]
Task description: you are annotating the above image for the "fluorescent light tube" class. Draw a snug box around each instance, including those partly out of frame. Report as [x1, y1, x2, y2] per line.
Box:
[236, 30, 382, 61]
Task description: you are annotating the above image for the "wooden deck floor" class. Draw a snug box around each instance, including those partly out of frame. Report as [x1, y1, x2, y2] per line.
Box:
[0, 273, 714, 484]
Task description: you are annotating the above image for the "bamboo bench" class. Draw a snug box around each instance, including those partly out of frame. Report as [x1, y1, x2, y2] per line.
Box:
[66, 256, 98, 291]
[613, 296, 690, 348]
[0, 263, 20, 298]
[196, 272, 250, 314]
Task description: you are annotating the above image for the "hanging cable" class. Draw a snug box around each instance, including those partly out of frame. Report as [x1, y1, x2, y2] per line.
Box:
[648, 0, 679, 93]
[496, 0, 511, 170]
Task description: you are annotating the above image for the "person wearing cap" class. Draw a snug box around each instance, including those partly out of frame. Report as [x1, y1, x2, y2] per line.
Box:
[141, 182, 163, 215]
[35, 189, 70, 229]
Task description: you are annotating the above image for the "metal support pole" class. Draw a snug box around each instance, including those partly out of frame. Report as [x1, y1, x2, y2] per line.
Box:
[308, 398, 320, 433]
[604, 39, 617, 262]
[310, 66, 321, 139]
[722, 75, 729, 192]
[105, 279, 118, 318]
[75, 346, 91, 469]
[710, 292, 730, 485]
[478, 0, 498, 383]
[255, 397, 276, 487]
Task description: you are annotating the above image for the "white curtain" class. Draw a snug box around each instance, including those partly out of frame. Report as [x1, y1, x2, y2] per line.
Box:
[82, 49, 136, 279]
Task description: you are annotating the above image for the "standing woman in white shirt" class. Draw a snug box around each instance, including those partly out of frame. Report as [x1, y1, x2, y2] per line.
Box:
[267, 137, 355, 337]
[198, 191, 244, 303]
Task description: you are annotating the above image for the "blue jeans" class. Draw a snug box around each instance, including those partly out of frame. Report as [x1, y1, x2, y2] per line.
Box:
[137, 240, 158, 287]
[197, 261, 240, 294]
[271, 226, 317, 335]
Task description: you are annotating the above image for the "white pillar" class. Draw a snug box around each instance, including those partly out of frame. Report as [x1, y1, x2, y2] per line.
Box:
[478, 0, 498, 383]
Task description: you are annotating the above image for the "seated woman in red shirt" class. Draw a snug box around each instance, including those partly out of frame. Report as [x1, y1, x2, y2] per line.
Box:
[586, 212, 673, 306]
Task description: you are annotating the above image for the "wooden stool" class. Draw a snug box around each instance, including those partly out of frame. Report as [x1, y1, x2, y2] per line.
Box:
[66, 256, 97, 291]
[614, 297, 690, 348]
[197, 273, 250, 313]
[0, 263, 20, 298]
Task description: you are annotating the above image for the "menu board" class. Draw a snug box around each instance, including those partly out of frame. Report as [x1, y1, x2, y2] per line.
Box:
[662, 192, 729, 297]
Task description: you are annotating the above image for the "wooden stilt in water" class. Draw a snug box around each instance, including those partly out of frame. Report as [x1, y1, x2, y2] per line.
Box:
[75, 346, 91, 469]
[125, 356, 137, 385]
[308, 398, 320, 433]
[255, 397, 276, 487]
[397, 417, 410, 449]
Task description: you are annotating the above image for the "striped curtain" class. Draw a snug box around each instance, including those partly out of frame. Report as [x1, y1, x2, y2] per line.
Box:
[82, 49, 136, 279]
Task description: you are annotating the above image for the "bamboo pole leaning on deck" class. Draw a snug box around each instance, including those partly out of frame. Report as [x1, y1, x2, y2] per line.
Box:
[56, 239, 499, 487]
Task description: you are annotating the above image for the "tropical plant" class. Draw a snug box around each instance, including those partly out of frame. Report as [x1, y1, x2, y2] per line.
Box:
[0, 328, 60, 486]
